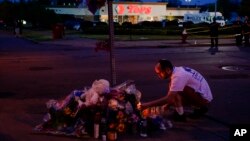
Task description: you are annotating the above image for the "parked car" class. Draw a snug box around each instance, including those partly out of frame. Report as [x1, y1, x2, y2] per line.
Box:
[64, 20, 81, 30]
[73, 23, 81, 31]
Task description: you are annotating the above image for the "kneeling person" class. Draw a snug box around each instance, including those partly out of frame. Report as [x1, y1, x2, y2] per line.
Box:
[141, 59, 213, 121]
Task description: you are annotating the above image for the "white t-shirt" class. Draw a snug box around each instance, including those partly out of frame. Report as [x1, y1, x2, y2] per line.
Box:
[182, 29, 187, 35]
[169, 67, 213, 102]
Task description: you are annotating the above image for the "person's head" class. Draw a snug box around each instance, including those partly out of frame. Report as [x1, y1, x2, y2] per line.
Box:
[213, 17, 216, 23]
[155, 59, 173, 79]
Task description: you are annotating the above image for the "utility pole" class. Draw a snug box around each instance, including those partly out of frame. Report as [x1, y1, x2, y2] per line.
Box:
[215, 0, 217, 20]
[107, 0, 116, 86]
[185, 0, 191, 8]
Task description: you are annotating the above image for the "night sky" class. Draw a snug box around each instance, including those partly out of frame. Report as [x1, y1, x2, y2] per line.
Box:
[180, 0, 216, 5]
[1, 0, 216, 5]
[143, 0, 216, 5]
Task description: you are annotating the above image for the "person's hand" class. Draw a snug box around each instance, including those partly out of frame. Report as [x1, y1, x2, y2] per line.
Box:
[77, 100, 86, 109]
[137, 102, 148, 111]
[137, 102, 141, 110]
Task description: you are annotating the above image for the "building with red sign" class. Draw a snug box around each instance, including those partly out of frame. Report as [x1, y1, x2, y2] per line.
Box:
[47, 1, 199, 24]
[99, 2, 168, 24]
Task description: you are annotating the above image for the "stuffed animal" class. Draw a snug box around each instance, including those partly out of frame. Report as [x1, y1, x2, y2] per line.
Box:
[78, 79, 110, 108]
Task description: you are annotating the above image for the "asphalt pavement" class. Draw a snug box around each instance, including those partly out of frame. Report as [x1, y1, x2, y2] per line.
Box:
[1, 30, 250, 141]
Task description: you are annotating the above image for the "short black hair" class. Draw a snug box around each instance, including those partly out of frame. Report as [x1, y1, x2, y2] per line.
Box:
[158, 59, 173, 70]
[213, 17, 216, 22]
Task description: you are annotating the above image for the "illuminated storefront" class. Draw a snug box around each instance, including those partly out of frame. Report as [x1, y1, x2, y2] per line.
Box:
[99, 2, 168, 24]
[48, 2, 199, 24]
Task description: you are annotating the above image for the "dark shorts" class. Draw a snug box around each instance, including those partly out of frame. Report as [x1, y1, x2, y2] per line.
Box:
[180, 86, 210, 107]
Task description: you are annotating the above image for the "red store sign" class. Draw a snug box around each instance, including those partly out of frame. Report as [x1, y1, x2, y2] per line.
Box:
[116, 4, 152, 15]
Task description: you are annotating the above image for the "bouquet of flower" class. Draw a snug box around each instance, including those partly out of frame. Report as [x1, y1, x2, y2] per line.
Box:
[33, 79, 170, 139]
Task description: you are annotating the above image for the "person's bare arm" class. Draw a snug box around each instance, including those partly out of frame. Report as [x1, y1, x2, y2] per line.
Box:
[141, 91, 178, 110]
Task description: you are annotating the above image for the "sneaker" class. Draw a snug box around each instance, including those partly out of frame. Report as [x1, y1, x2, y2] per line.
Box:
[140, 133, 148, 137]
[159, 122, 167, 130]
[165, 120, 173, 129]
[189, 106, 208, 119]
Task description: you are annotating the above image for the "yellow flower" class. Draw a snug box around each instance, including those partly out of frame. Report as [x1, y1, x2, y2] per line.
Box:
[63, 107, 72, 115]
[117, 123, 125, 132]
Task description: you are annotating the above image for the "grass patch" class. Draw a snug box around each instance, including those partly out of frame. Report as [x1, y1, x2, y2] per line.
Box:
[23, 29, 52, 41]
[21, 28, 232, 42]
[79, 34, 211, 41]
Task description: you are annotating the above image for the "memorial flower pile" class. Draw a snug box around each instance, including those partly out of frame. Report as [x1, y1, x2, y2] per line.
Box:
[34, 79, 169, 139]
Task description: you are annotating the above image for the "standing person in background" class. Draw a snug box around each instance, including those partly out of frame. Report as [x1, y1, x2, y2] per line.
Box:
[14, 20, 20, 37]
[14, 20, 23, 37]
[17, 20, 23, 36]
[209, 18, 219, 52]
[242, 16, 250, 47]
[233, 16, 243, 47]
[181, 26, 188, 43]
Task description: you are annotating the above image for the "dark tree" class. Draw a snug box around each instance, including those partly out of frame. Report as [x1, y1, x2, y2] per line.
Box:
[239, 0, 250, 17]
[0, 1, 17, 26]
[0, 1, 61, 29]
[217, 0, 231, 19]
